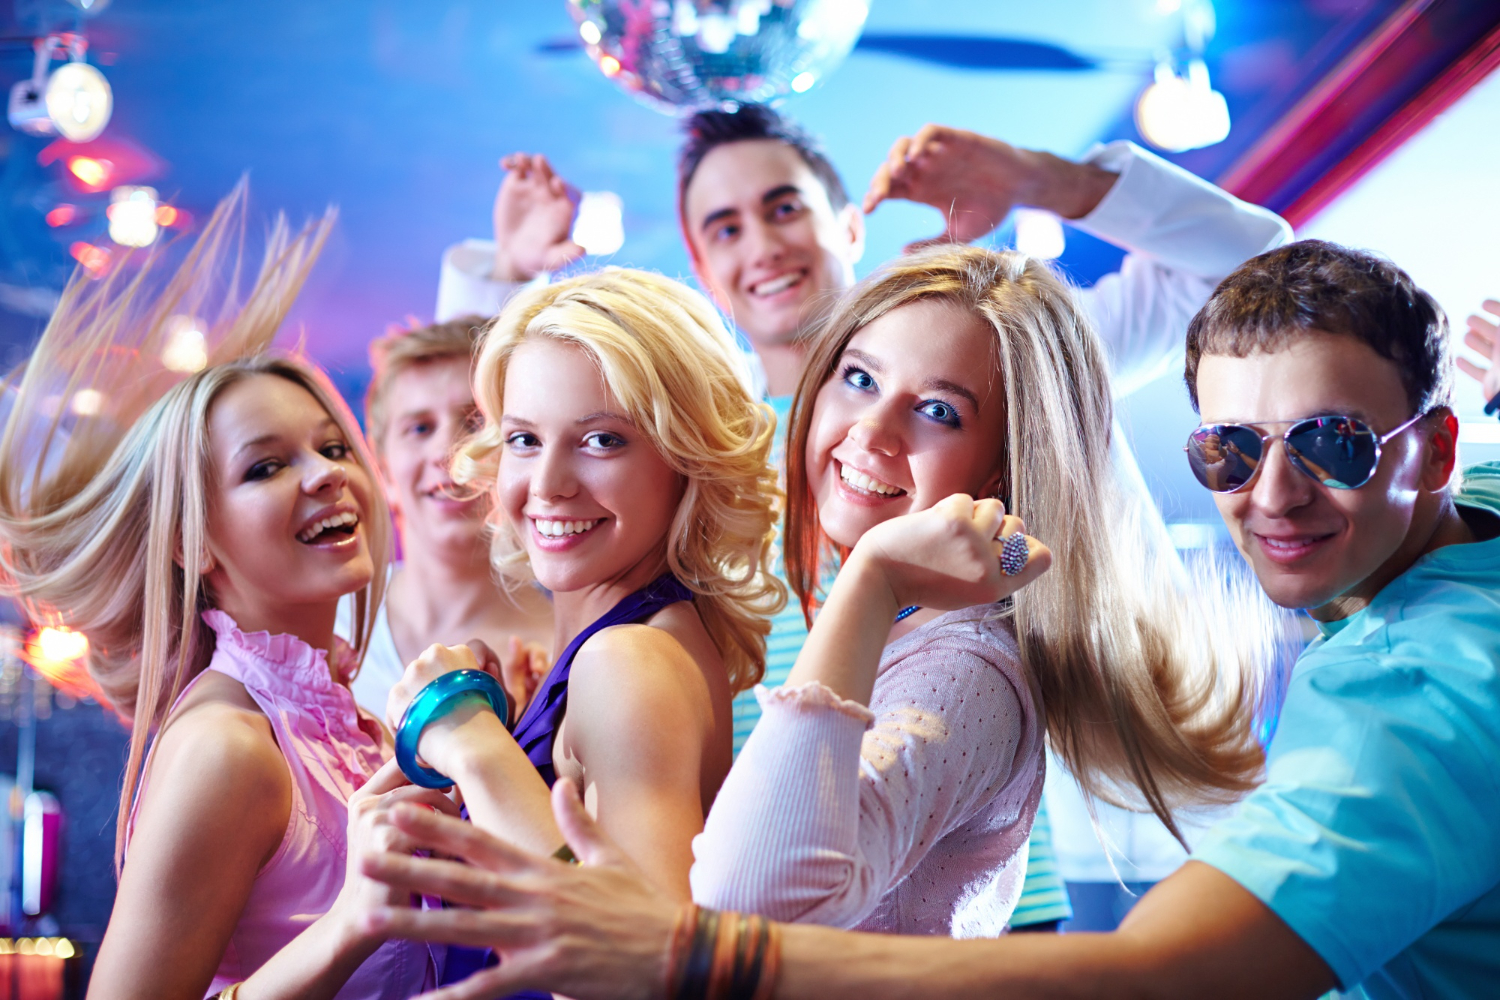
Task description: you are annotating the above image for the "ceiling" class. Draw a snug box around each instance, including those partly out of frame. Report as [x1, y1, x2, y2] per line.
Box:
[0, 0, 1421, 526]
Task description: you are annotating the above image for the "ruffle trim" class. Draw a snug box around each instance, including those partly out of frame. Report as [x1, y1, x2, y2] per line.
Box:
[201, 609, 380, 771]
[755, 680, 875, 726]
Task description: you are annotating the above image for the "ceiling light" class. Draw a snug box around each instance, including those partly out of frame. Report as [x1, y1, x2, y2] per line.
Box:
[8, 35, 112, 143]
[161, 315, 209, 373]
[1135, 59, 1230, 153]
[1013, 209, 1065, 260]
[107, 185, 160, 248]
[573, 191, 625, 256]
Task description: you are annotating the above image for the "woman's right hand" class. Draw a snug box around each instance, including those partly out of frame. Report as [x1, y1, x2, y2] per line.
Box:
[332, 758, 462, 942]
[853, 494, 1051, 611]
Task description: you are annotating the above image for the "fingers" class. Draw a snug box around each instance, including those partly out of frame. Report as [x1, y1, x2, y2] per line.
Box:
[552, 777, 623, 868]
[971, 497, 1006, 541]
[381, 783, 464, 818]
[354, 757, 412, 801]
[389, 801, 534, 873]
[1457, 356, 1488, 384]
[361, 850, 521, 910]
[542, 240, 588, 270]
[463, 639, 505, 681]
[363, 903, 534, 951]
[862, 160, 893, 214]
[413, 964, 519, 1000]
[1484, 299, 1500, 318]
[884, 134, 913, 184]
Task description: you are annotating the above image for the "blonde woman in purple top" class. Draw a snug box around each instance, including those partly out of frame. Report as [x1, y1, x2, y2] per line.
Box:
[687, 244, 1284, 937]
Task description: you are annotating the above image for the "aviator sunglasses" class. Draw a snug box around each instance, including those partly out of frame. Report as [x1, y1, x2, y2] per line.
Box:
[1185, 412, 1427, 494]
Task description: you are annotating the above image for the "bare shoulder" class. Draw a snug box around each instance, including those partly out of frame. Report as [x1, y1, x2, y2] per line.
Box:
[136, 673, 291, 846]
[570, 619, 705, 694]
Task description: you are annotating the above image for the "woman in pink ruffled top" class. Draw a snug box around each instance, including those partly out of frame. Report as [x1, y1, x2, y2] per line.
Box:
[0, 191, 451, 999]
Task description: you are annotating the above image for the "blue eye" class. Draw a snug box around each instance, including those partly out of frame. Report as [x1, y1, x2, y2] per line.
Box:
[842, 366, 876, 392]
[919, 400, 961, 428]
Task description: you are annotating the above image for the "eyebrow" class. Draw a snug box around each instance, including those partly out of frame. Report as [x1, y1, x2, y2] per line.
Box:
[698, 184, 804, 234]
[841, 349, 982, 411]
[231, 418, 339, 461]
[499, 412, 635, 428]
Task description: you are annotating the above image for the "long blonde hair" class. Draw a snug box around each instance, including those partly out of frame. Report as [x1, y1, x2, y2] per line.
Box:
[785, 245, 1289, 838]
[0, 185, 390, 867]
[455, 268, 785, 693]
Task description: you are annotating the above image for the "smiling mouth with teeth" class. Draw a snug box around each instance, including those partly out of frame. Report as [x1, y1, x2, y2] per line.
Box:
[839, 463, 905, 497]
[533, 518, 603, 538]
[749, 271, 805, 297]
[297, 510, 360, 544]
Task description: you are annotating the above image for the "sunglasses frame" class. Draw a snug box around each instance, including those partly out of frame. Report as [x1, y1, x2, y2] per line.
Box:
[1185, 411, 1428, 494]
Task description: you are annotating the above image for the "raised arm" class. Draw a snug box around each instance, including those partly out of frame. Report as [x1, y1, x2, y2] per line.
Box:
[863, 126, 1291, 396]
[434, 153, 581, 321]
[692, 497, 1048, 925]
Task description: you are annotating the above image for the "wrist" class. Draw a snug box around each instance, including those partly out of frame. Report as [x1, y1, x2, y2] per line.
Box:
[1022, 150, 1118, 220]
[415, 693, 508, 777]
[489, 248, 532, 283]
[839, 544, 904, 620]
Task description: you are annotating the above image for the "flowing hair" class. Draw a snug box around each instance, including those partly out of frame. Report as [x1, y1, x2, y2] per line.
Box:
[455, 268, 785, 693]
[0, 184, 390, 869]
[784, 245, 1291, 838]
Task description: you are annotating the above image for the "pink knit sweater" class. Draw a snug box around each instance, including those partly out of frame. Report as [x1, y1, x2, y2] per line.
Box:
[691, 604, 1045, 937]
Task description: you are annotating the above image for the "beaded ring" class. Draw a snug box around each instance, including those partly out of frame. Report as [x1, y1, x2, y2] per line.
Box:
[999, 532, 1031, 576]
[394, 669, 511, 789]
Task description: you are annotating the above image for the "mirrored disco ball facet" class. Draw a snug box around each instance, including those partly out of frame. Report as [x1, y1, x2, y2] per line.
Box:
[568, 0, 870, 115]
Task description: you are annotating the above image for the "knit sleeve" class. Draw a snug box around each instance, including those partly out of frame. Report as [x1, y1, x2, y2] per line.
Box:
[690, 639, 1029, 928]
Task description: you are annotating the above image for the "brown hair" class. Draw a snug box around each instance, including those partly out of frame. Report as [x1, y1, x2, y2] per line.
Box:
[786, 244, 1288, 838]
[1184, 240, 1451, 414]
[364, 315, 486, 447]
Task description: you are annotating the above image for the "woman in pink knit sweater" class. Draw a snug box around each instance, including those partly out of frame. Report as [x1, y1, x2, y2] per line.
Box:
[687, 245, 1282, 938]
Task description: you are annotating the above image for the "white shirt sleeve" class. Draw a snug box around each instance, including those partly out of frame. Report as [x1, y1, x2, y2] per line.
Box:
[1071, 141, 1294, 397]
[434, 238, 543, 322]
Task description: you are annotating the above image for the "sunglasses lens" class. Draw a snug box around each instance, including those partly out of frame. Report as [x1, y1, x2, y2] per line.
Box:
[1187, 425, 1264, 492]
[1285, 417, 1379, 489]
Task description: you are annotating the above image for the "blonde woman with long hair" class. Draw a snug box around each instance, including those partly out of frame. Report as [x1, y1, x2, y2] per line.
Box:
[381, 267, 783, 985]
[681, 243, 1284, 936]
[0, 187, 452, 998]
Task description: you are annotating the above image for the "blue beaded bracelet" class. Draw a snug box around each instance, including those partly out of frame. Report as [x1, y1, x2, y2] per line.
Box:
[394, 669, 512, 789]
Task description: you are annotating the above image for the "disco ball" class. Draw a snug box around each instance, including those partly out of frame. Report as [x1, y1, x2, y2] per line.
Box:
[567, 0, 871, 115]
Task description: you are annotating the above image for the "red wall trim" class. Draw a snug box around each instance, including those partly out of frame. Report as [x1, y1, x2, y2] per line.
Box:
[1218, 0, 1500, 227]
[1282, 21, 1500, 226]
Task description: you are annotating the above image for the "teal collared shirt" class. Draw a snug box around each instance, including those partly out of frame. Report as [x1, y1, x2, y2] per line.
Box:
[1194, 462, 1500, 998]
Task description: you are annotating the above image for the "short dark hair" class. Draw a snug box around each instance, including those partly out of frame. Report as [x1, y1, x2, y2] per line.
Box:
[1184, 240, 1451, 415]
[677, 104, 850, 223]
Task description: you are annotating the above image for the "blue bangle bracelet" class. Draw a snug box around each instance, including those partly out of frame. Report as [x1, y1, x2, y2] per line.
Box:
[394, 669, 511, 789]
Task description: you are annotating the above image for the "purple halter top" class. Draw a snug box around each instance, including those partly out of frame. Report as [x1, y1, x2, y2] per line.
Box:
[443, 573, 694, 991]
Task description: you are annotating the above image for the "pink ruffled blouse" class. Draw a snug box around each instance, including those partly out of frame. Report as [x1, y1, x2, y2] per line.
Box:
[691, 604, 1045, 938]
[127, 610, 440, 998]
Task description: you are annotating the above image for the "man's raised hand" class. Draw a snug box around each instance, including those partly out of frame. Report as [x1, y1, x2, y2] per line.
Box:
[490, 153, 586, 283]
